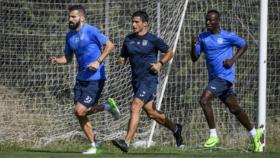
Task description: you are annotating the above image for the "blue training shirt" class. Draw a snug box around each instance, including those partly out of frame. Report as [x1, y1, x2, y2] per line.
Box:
[195, 29, 246, 83]
[121, 32, 169, 82]
[64, 23, 108, 81]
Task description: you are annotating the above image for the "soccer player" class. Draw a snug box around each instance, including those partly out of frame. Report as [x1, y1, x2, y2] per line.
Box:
[112, 11, 183, 153]
[49, 5, 120, 154]
[190, 10, 263, 152]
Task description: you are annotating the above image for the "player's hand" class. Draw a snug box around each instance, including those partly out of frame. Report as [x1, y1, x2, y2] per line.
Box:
[49, 56, 57, 64]
[87, 61, 99, 71]
[150, 63, 162, 74]
[117, 57, 126, 65]
[191, 37, 198, 47]
[223, 59, 235, 68]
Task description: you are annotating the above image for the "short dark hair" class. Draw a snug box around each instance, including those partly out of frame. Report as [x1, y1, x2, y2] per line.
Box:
[132, 11, 149, 23]
[68, 5, 86, 17]
[207, 9, 220, 19]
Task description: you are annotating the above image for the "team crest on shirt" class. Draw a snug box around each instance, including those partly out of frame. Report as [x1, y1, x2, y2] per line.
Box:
[142, 40, 148, 46]
[74, 36, 79, 43]
[217, 38, 224, 44]
[79, 33, 84, 40]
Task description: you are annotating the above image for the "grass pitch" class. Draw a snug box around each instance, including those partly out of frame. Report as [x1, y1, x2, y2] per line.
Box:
[0, 144, 279, 158]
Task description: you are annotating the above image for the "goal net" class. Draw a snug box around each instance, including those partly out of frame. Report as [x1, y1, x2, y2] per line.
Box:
[0, 0, 279, 150]
[0, 0, 187, 147]
[157, 0, 280, 150]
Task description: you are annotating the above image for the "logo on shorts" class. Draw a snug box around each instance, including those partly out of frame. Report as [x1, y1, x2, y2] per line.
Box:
[210, 86, 216, 90]
[84, 96, 92, 104]
[140, 91, 146, 97]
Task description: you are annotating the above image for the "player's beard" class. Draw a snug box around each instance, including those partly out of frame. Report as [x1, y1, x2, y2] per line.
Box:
[68, 20, 80, 30]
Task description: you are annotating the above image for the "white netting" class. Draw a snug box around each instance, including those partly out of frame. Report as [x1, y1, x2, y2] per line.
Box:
[0, 0, 187, 147]
[0, 0, 279, 150]
[157, 0, 280, 149]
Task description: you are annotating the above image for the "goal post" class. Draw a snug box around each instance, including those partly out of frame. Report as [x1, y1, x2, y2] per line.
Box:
[258, 0, 268, 152]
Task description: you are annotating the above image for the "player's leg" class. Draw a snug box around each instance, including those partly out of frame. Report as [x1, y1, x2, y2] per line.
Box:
[124, 80, 159, 144]
[74, 102, 101, 154]
[126, 97, 145, 143]
[112, 80, 153, 152]
[74, 102, 95, 143]
[143, 101, 175, 130]
[143, 101, 183, 147]
[73, 80, 103, 154]
[112, 97, 144, 153]
[200, 89, 216, 129]
[85, 80, 120, 120]
[220, 92, 263, 152]
[221, 94, 253, 130]
[87, 98, 120, 120]
[200, 89, 220, 147]
[201, 77, 231, 148]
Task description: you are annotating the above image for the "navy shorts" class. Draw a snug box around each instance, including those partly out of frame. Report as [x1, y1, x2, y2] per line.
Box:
[132, 80, 157, 103]
[207, 77, 236, 101]
[74, 80, 105, 108]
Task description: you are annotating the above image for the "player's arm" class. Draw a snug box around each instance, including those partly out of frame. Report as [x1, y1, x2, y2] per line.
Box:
[223, 33, 248, 68]
[98, 40, 115, 62]
[50, 35, 74, 65]
[223, 43, 248, 68]
[117, 42, 128, 65]
[150, 48, 173, 73]
[87, 40, 115, 70]
[49, 54, 73, 65]
[190, 37, 200, 62]
[159, 48, 173, 65]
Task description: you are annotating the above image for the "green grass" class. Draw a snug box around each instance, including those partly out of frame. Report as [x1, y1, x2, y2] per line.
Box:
[0, 144, 279, 158]
[0, 150, 279, 158]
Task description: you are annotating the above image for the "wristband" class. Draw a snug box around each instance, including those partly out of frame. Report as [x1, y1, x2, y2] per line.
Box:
[97, 57, 102, 63]
[159, 60, 164, 66]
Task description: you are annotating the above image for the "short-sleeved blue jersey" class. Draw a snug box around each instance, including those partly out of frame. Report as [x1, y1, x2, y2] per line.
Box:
[64, 23, 108, 81]
[121, 32, 169, 82]
[195, 29, 246, 83]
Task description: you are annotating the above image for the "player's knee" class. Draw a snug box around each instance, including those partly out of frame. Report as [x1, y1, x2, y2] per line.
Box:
[147, 110, 164, 120]
[156, 110, 164, 115]
[199, 98, 209, 108]
[147, 113, 155, 119]
[130, 105, 141, 114]
[229, 106, 242, 116]
[74, 109, 86, 117]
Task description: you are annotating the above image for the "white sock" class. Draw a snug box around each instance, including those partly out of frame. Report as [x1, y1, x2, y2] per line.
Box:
[125, 140, 130, 147]
[91, 142, 96, 147]
[249, 128, 257, 137]
[210, 129, 218, 137]
[103, 103, 111, 111]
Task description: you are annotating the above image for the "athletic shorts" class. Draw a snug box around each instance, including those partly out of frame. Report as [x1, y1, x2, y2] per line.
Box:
[207, 77, 236, 102]
[132, 80, 157, 103]
[74, 80, 105, 108]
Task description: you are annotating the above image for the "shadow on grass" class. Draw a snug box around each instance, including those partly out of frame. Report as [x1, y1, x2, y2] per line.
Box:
[24, 149, 81, 154]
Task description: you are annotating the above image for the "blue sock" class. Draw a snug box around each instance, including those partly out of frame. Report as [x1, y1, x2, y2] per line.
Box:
[103, 103, 111, 111]
[174, 125, 178, 133]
